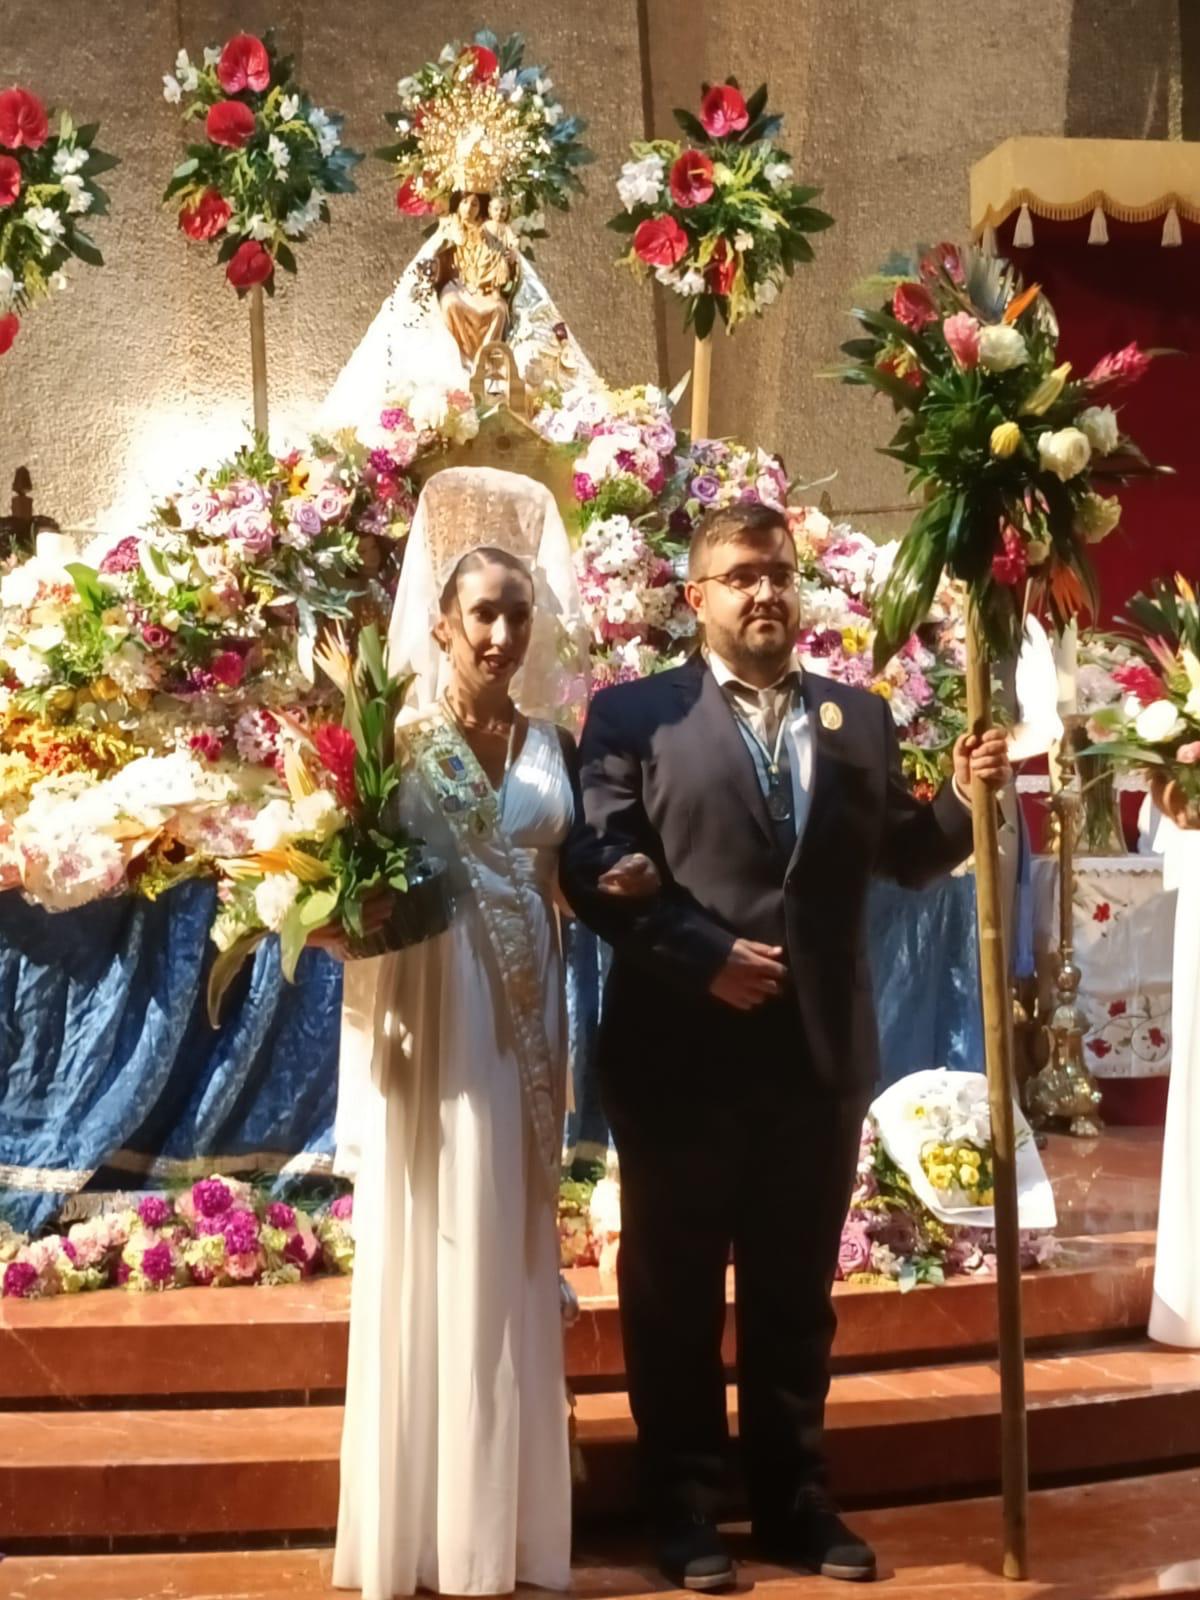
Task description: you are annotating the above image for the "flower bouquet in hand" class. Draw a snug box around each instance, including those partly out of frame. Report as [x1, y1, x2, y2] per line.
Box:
[208, 623, 450, 1022]
[610, 79, 831, 338]
[838, 244, 1167, 665]
[1083, 574, 1200, 827]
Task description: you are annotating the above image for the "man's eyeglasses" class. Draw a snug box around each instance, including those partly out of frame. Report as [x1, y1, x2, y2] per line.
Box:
[695, 564, 801, 596]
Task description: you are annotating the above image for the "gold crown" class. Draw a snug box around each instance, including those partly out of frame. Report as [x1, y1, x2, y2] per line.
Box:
[419, 80, 531, 196]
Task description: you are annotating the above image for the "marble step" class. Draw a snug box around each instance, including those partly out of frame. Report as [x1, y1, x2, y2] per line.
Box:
[1, 1343, 1196, 1541]
[4, 1469, 1200, 1598]
[0, 1233, 1154, 1402]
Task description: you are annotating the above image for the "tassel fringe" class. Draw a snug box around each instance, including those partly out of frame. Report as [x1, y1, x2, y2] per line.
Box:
[1163, 205, 1182, 247]
[1013, 204, 1034, 248]
[1088, 205, 1109, 245]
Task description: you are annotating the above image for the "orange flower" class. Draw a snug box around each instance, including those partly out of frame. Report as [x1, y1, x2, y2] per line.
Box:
[1003, 283, 1041, 325]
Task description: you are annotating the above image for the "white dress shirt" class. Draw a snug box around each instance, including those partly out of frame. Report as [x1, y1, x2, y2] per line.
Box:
[709, 650, 815, 846]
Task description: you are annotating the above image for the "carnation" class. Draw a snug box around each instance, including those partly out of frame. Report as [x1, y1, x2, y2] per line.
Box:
[137, 1195, 173, 1230]
[1077, 405, 1120, 456]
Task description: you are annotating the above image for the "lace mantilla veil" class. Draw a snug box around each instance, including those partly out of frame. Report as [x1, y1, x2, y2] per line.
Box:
[318, 225, 604, 438]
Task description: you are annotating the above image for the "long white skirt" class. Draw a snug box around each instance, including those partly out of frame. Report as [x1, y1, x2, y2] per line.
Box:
[333, 922, 572, 1597]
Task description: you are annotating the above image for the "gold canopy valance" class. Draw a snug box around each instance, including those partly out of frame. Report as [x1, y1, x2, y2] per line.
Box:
[970, 137, 1200, 237]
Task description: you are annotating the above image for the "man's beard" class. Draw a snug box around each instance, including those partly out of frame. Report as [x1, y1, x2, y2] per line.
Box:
[707, 613, 795, 678]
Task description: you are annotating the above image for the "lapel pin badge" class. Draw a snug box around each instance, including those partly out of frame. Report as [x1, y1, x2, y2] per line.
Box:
[819, 701, 843, 732]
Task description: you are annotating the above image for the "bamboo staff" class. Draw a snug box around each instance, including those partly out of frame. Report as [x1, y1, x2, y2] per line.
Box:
[249, 284, 269, 439]
[690, 333, 712, 439]
[965, 603, 1029, 1581]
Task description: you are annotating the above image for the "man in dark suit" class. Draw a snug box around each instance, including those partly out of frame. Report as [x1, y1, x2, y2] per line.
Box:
[561, 503, 1009, 1588]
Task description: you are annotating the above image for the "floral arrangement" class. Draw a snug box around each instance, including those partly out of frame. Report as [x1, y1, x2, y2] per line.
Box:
[610, 79, 832, 336]
[790, 508, 968, 795]
[163, 31, 361, 293]
[1085, 574, 1200, 820]
[383, 30, 591, 239]
[0, 1178, 350, 1297]
[838, 243, 1164, 664]
[839, 1121, 1054, 1293]
[0, 89, 117, 354]
[209, 623, 449, 1015]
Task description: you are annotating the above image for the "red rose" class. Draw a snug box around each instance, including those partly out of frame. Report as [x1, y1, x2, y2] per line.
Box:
[706, 237, 737, 297]
[633, 215, 689, 268]
[217, 34, 271, 95]
[669, 150, 715, 209]
[0, 88, 49, 151]
[0, 313, 18, 355]
[179, 187, 232, 241]
[206, 100, 257, 149]
[0, 155, 20, 207]
[893, 281, 937, 331]
[464, 44, 499, 82]
[395, 176, 436, 216]
[226, 239, 274, 290]
[700, 84, 749, 139]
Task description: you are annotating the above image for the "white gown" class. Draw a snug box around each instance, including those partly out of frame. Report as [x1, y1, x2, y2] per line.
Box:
[334, 714, 573, 1598]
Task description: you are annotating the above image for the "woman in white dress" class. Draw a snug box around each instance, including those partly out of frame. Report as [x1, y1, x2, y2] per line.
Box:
[324, 467, 639, 1598]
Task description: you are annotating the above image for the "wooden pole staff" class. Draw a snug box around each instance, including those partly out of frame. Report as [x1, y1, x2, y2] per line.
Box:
[690, 332, 712, 439]
[965, 602, 1029, 1580]
[249, 285, 269, 439]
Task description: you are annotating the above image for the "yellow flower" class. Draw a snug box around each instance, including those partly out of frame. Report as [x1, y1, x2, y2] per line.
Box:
[841, 625, 871, 655]
[989, 421, 1022, 458]
[283, 745, 317, 805]
[979, 1188, 995, 1206]
[1020, 361, 1072, 417]
[871, 680, 893, 700]
[958, 1164, 978, 1188]
[313, 627, 353, 693]
[1178, 573, 1197, 606]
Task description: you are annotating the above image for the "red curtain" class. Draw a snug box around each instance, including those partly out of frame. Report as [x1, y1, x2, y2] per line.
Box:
[995, 213, 1200, 620]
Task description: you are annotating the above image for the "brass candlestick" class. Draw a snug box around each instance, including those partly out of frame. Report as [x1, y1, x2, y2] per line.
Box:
[1026, 716, 1103, 1137]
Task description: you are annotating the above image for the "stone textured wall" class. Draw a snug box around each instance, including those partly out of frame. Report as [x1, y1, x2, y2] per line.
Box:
[0, 0, 1183, 534]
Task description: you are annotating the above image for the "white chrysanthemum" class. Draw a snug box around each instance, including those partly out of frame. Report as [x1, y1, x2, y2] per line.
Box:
[1077, 404, 1119, 456]
[764, 160, 793, 190]
[293, 788, 344, 842]
[3, 645, 53, 688]
[254, 872, 302, 933]
[978, 323, 1027, 372]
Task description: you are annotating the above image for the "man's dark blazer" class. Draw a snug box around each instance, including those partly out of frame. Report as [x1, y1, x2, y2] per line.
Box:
[560, 653, 975, 1097]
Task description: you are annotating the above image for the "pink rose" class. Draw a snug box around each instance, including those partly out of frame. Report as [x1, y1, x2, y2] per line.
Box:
[943, 311, 980, 370]
[837, 1220, 872, 1280]
[314, 485, 348, 523]
[1177, 742, 1200, 765]
[892, 281, 937, 332]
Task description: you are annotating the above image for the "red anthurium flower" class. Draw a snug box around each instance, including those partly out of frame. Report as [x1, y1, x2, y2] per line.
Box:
[206, 100, 257, 149]
[179, 187, 232, 240]
[0, 88, 49, 150]
[699, 84, 749, 138]
[893, 281, 937, 331]
[669, 150, 715, 209]
[633, 215, 689, 268]
[706, 236, 737, 297]
[217, 34, 271, 95]
[226, 240, 274, 290]
[396, 176, 437, 216]
[0, 313, 19, 355]
[465, 44, 499, 82]
[0, 155, 20, 207]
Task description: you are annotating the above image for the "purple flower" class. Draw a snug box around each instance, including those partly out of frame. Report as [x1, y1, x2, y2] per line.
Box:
[368, 448, 395, 475]
[284, 1232, 315, 1272]
[140, 1240, 175, 1287]
[142, 623, 172, 651]
[61, 1238, 79, 1265]
[288, 500, 323, 539]
[738, 485, 761, 504]
[138, 1195, 173, 1229]
[231, 508, 276, 556]
[265, 1202, 295, 1229]
[643, 419, 677, 456]
[804, 628, 844, 659]
[222, 1208, 260, 1256]
[836, 1220, 872, 1280]
[669, 508, 693, 536]
[330, 1193, 354, 1221]
[573, 473, 597, 503]
[380, 406, 411, 432]
[615, 449, 638, 475]
[192, 1177, 233, 1220]
[866, 1208, 918, 1255]
[690, 473, 722, 505]
[114, 1260, 131, 1286]
[99, 536, 142, 575]
[3, 1260, 39, 1298]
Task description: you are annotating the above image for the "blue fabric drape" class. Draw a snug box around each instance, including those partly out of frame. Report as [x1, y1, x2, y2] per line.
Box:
[0, 882, 341, 1234]
[0, 872, 983, 1235]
